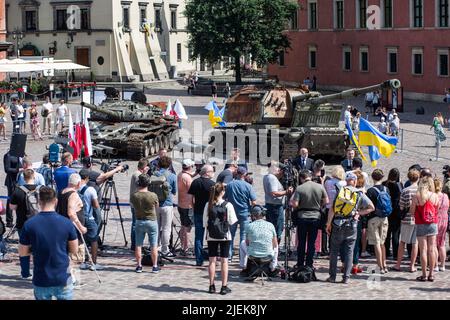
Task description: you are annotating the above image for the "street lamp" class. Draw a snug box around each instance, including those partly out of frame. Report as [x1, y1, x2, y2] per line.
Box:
[11, 28, 24, 58]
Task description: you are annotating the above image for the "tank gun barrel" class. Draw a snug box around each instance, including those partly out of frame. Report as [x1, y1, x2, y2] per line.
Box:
[309, 79, 401, 105]
[81, 102, 122, 120]
[92, 145, 119, 157]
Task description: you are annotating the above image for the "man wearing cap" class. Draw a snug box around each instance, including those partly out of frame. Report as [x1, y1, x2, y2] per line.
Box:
[225, 166, 257, 259]
[291, 170, 329, 269]
[177, 159, 195, 255]
[239, 205, 278, 276]
[326, 171, 374, 284]
[78, 169, 103, 270]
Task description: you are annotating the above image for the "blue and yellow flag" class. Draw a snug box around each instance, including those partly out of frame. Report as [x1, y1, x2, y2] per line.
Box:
[205, 101, 226, 128]
[359, 118, 398, 166]
[345, 118, 367, 162]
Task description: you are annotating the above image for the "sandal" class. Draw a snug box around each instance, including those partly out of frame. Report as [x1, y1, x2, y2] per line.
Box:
[416, 275, 427, 281]
[428, 276, 434, 282]
[390, 266, 401, 272]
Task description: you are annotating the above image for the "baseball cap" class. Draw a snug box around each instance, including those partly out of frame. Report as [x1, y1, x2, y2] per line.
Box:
[79, 169, 91, 180]
[237, 166, 248, 176]
[182, 159, 195, 167]
[251, 205, 265, 216]
[345, 172, 357, 181]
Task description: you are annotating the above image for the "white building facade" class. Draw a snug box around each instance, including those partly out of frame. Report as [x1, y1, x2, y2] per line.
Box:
[6, 0, 196, 81]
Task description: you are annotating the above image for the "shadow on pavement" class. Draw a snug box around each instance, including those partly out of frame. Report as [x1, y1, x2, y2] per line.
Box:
[138, 283, 206, 294]
[0, 274, 33, 289]
[410, 286, 450, 293]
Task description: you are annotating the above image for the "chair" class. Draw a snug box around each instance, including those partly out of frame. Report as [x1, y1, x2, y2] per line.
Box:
[246, 256, 273, 285]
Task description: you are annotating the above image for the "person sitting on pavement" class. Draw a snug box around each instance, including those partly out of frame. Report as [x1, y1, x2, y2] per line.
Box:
[239, 205, 279, 277]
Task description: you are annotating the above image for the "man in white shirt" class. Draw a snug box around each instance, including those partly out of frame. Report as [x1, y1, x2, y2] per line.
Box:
[41, 97, 53, 135]
[344, 105, 352, 123]
[365, 92, 373, 114]
[55, 99, 68, 134]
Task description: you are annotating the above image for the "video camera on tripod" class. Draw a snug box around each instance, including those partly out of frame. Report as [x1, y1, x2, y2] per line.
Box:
[99, 159, 129, 174]
[279, 159, 298, 190]
[47, 137, 74, 164]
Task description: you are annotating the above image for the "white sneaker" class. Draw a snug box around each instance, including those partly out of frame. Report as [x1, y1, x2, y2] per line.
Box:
[434, 266, 439, 272]
[361, 251, 371, 258]
[439, 266, 445, 272]
[90, 264, 105, 271]
[79, 262, 91, 270]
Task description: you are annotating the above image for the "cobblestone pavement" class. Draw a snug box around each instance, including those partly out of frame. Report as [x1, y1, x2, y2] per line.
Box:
[1, 82, 450, 300]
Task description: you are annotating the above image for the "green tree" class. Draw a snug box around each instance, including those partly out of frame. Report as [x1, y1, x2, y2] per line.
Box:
[185, 0, 297, 83]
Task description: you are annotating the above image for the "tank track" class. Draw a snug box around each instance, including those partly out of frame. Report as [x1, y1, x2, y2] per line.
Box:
[127, 128, 179, 160]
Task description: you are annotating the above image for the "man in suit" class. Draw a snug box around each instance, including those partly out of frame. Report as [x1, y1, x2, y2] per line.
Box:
[293, 148, 314, 172]
[340, 148, 356, 172]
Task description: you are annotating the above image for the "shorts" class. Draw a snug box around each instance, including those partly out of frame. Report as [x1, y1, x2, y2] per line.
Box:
[57, 117, 64, 124]
[178, 208, 193, 227]
[208, 240, 231, 258]
[367, 216, 388, 246]
[84, 216, 99, 243]
[416, 223, 438, 237]
[135, 219, 158, 247]
[400, 224, 417, 244]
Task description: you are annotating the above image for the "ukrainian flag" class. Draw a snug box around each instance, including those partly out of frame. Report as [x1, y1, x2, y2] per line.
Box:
[359, 118, 398, 166]
[205, 101, 226, 127]
[345, 118, 367, 162]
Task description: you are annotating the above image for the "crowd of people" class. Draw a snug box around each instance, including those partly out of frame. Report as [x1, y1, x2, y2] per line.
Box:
[3, 141, 450, 300]
[0, 97, 68, 139]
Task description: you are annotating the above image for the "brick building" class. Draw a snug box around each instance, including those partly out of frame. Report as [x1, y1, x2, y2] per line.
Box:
[0, 0, 12, 79]
[268, 0, 450, 102]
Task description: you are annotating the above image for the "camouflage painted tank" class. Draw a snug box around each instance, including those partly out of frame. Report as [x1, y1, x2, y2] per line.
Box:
[209, 79, 401, 162]
[82, 97, 179, 160]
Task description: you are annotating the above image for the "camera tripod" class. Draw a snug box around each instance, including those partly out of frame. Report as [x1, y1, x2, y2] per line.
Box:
[99, 178, 128, 247]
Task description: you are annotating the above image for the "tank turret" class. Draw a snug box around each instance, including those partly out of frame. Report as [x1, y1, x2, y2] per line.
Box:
[81, 101, 164, 122]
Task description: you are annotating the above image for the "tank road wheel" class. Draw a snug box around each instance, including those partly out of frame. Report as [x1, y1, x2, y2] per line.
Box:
[155, 136, 162, 152]
[162, 135, 170, 150]
[147, 139, 156, 156]
[142, 143, 150, 158]
[127, 139, 147, 160]
[168, 131, 177, 149]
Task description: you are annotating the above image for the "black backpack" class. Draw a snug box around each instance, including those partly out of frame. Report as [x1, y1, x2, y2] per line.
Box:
[207, 201, 229, 239]
[289, 266, 317, 283]
[141, 247, 164, 267]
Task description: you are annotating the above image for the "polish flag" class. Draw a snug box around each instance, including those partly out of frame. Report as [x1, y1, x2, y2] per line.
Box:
[165, 99, 173, 116]
[74, 112, 82, 159]
[82, 112, 93, 157]
[173, 99, 188, 119]
[68, 111, 79, 159]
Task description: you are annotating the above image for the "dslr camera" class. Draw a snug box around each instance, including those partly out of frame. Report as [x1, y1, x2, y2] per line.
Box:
[100, 159, 129, 173]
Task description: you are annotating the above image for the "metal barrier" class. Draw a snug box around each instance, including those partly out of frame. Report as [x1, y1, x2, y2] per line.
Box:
[398, 128, 450, 162]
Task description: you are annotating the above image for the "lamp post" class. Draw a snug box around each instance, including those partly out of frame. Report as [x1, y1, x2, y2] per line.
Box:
[11, 28, 24, 58]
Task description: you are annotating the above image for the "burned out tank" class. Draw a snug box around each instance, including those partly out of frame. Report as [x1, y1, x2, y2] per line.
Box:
[208, 79, 401, 162]
[82, 96, 179, 160]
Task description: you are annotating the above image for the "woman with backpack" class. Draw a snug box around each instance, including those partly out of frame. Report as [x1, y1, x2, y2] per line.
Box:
[203, 183, 237, 295]
[411, 176, 439, 282]
[382, 168, 403, 260]
[434, 179, 449, 272]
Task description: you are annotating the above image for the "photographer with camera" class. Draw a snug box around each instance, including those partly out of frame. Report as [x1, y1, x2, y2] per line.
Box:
[263, 161, 294, 244]
[291, 170, 329, 270]
[129, 158, 150, 251]
[81, 157, 125, 193]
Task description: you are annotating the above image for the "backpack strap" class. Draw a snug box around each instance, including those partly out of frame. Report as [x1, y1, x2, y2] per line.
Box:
[79, 185, 89, 196]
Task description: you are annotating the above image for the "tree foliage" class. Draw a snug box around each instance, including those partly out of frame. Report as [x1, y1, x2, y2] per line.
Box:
[185, 0, 297, 83]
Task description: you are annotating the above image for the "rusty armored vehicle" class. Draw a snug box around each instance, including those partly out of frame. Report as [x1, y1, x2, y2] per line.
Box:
[209, 79, 401, 162]
[82, 93, 179, 160]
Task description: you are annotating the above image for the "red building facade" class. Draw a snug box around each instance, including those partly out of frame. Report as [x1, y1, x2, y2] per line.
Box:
[268, 0, 450, 101]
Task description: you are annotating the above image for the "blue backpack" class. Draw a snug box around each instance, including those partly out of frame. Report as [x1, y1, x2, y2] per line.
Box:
[373, 186, 393, 218]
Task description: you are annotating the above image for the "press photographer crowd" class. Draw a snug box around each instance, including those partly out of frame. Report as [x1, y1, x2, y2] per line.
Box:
[2, 137, 450, 300]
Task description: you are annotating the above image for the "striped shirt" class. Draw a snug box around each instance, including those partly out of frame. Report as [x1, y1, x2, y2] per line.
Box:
[399, 184, 418, 225]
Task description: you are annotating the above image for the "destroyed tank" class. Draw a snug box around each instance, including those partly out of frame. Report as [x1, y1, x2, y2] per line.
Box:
[82, 94, 179, 160]
[209, 79, 401, 162]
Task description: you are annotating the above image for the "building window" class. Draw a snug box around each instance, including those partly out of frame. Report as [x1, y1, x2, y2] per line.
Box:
[343, 47, 351, 71]
[360, 48, 369, 72]
[387, 48, 398, 73]
[140, 8, 147, 26]
[357, 0, 367, 28]
[171, 9, 177, 29]
[309, 46, 317, 69]
[438, 50, 449, 76]
[308, 1, 317, 30]
[412, 48, 423, 75]
[177, 43, 182, 62]
[412, 0, 423, 27]
[80, 8, 90, 30]
[383, 0, 393, 28]
[56, 9, 68, 30]
[25, 10, 37, 31]
[438, 0, 449, 27]
[279, 51, 285, 66]
[335, 0, 344, 29]
[155, 9, 162, 29]
[123, 7, 130, 29]
[290, 10, 298, 29]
